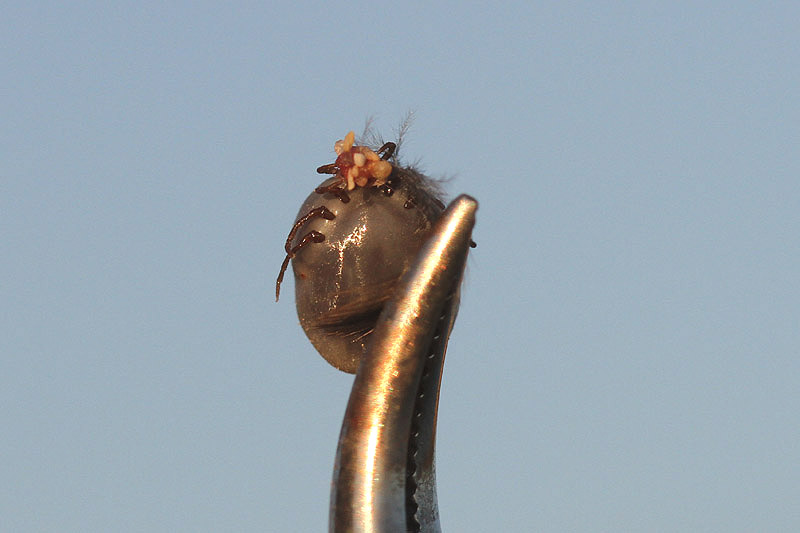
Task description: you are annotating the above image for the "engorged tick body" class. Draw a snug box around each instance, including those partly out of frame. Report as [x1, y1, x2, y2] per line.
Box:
[277, 130, 447, 373]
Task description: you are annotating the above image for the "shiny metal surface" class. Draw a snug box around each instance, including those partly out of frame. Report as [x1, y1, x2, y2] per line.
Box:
[330, 195, 478, 533]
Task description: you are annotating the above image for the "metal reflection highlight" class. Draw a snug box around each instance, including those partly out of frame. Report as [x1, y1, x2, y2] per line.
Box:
[330, 195, 478, 533]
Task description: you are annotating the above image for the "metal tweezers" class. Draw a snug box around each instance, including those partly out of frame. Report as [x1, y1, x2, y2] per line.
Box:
[329, 195, 478, 533]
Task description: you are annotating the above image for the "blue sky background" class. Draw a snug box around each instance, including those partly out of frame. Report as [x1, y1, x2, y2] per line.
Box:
[3, 2, 799, 531]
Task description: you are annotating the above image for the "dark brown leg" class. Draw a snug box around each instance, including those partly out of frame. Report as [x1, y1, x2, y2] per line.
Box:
[317, 163, 338, 174]
[315, 183, 350, 203]
[276, 207, 335, 301]
[276, 230, 327, 301]
[377, 141, 396, 160]
[283, 207, 335, 254]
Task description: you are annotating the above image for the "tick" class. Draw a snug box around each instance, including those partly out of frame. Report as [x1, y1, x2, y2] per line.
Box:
[276, 130, 447, 373]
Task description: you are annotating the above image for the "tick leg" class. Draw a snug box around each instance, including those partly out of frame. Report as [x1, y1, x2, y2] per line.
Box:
[283, 206, 335, 254]
[315, 182, 351, 203]
[276, 207, 335, 301]
[275, 255, 293, 301]
[276, 230, 327, 301]
[377, 141, 396, 161]
[317, 163, 338, 174]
